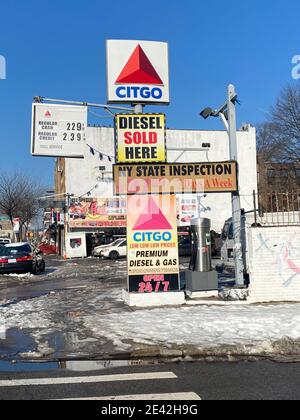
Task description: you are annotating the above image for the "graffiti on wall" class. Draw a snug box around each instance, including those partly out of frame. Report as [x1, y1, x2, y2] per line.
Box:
[255, 232, 300, 288]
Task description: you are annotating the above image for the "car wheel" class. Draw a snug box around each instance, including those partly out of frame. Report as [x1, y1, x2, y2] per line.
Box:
[39, 260, 46, 272]
[109, 251, 119, 261]
[31, 266, 39, 275]
[32, 260, 45, 275]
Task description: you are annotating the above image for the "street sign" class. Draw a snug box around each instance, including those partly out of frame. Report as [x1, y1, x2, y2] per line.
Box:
[106, 40, 170, 104]
[113, 161, 238, 195]
[115, 113, 167, 163]
[31, 103, 87, 158]
[127, 195, 179, 293]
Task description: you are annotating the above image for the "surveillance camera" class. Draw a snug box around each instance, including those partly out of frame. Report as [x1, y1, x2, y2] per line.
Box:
[200, 107, 213, 119]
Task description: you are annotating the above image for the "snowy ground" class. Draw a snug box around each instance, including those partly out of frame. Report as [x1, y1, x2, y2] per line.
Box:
[0, 256, 300, 360]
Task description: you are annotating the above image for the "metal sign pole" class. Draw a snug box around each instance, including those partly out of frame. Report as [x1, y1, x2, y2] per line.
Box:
[134, 104, 144, 114]
[227, 84, 244, 287]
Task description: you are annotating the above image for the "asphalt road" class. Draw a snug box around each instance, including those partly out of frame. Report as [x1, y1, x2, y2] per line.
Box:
[0, 360, 299, 400]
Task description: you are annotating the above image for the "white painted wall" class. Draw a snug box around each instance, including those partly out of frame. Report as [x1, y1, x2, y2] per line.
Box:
[65, 126, 257, 232]
[247, 227, 300, 302]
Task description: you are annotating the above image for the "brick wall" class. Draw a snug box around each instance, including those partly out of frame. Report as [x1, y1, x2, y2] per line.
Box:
[247, 226, 300, 302]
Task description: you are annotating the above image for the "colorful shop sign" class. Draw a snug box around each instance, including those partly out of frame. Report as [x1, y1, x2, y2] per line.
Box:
[69, 197, 127, 228]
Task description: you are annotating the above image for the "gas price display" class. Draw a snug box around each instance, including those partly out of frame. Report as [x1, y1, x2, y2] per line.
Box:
[31, 103, 87, 158]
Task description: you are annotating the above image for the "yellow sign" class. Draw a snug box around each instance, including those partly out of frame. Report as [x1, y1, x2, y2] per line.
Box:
[115, 114, 166, 163]
[114, 161, 238, 195]
[127, 195, 179, 293]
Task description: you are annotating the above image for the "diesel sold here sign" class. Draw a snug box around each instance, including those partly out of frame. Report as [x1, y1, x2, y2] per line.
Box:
[115, 113, 166, 163]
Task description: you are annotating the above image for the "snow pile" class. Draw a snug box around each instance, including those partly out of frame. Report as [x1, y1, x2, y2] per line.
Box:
[3, 273, 33, 279]
[0, 295, 55, 333]
[84, 303, 300, 353]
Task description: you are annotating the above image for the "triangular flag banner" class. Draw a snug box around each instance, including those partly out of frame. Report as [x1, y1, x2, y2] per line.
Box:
[116, 45, 163, 85]
[133, 197, 172, 231]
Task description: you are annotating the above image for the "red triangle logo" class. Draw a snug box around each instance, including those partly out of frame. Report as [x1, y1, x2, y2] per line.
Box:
[44, 110, 52, 117]
[116, 45, 163, 85]
[133, 197, 172, 231]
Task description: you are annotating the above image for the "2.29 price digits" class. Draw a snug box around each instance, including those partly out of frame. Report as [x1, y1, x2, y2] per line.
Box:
[63, 122, 84, 142]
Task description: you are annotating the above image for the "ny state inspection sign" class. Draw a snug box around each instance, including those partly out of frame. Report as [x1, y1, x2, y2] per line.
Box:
[31, 103, 87, 158]
[106, 40, 170, 104]
[115, 113, 167, 163]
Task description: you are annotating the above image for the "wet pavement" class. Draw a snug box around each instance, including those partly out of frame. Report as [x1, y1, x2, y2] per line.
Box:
[0, 256, 238, 362]
[0, 256, 131, 361]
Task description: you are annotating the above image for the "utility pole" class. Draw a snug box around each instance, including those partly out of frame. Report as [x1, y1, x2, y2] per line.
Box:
[200, 84, 245, 287]
[134, 104, 144, 114]
[227, 85, 244, 287]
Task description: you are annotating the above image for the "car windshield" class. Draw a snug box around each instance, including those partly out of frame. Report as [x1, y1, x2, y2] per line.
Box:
[0, 245, 31, 257]
[112, 239, 124, 247]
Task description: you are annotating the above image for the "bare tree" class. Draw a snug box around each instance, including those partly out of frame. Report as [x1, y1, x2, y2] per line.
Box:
[258, 83, 300, 162]
[0, 173, 43, 241]
[256, 122, 282, 162]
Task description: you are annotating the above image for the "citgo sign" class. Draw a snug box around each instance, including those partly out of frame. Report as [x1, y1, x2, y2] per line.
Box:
[106, 40, 170, 104]
[127, 195, 179, 294]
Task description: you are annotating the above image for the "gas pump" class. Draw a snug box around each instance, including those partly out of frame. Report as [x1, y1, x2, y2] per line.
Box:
[185, 217, 218, 293]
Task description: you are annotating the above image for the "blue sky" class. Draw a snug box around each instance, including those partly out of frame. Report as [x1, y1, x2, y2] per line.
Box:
[0, 0, 299, 186]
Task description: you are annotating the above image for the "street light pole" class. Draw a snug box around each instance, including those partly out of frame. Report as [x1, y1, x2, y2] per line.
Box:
[134, 104, 144, 114]
[199, 84, 245, 287]
[227, 85, 244, 287]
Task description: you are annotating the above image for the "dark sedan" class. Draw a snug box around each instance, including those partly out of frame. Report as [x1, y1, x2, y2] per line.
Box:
[0, 243, 45, 275]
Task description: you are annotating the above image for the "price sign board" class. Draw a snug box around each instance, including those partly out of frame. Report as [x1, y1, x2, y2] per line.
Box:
[31, 103, 87, 158]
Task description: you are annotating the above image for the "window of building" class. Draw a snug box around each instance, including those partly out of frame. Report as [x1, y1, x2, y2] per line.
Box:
[267, 169, 276, 184]
[267, 168, 276, 178]
[280, 169, 289, 178]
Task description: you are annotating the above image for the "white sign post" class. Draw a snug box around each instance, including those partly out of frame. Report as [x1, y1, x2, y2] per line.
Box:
[106, 40, 170, 105]
[31, 103, 87, 158]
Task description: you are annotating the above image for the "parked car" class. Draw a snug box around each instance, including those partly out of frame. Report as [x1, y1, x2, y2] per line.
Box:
[0, 243, 46, 275]
[93, 238, 127, 260]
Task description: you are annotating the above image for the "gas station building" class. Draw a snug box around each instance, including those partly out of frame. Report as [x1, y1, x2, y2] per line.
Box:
[55, 124, 257, 254]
